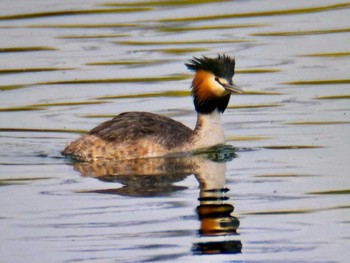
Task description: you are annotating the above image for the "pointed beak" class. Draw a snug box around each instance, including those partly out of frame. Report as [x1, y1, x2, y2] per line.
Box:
[223, 83, 243, 94]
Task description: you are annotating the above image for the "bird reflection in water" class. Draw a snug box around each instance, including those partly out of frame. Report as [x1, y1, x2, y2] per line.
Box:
[67, 145, 242, 254]
[193, 154, 241, 255]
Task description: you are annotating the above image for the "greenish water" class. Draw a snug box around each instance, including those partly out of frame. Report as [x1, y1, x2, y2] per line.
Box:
[0, 0, 349, 262]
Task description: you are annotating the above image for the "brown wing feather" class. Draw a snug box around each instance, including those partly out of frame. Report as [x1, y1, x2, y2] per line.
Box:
[88, 112, 193, 149]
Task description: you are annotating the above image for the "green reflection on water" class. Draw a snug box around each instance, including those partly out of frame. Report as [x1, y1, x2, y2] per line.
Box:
[315, 95, 350, 100]
[263, 145, 323, 149]
[284, 79, 350, 85]
[0, 101, 109, 112]
[0, 47, 57, 52]
[0, 7, 152, 20]
[243, 205, 350, 215]
[0, 106, 45, 112]
[0, 68, 74, 74]
[287, 121, 350, 125]
[228, 103, 283, 109]
[117, 39, 252, 45]
[57, 34, 129, 39]
[308, 189, 350, 195]
[97, 90, 190, 100]
[86, 60, 166, 66]
[0, 177, 52, 186]
[300, 51, 350, 57]
[226, 135, 271, 141]
[36, 75, 190, 85]
[0, 85, 30, 91]
[31, 101, 110, 107]
[236, 69, 280, 74]
[158, 23, 267, 32]
[251, 27, 350, 36]
[22, 23, 138, 28]
[255, 173, 315, 178]
[100, 0, 229, 7]
[158, 3, 350, 22]
[160, 48, 209, 54]
[243, 209, 311, 215]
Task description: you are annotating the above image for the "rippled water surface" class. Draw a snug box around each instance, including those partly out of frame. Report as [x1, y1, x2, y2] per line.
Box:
[1, 0, 350, 262]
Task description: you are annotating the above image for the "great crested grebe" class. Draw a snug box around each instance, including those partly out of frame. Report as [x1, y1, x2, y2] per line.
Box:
[62, 54, 242, 161]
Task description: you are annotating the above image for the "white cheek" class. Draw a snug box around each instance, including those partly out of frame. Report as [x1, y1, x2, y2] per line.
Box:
[208, 78, 226, 96]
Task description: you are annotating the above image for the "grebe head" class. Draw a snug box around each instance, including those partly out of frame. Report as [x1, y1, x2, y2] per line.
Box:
[185, 54, 242, 114]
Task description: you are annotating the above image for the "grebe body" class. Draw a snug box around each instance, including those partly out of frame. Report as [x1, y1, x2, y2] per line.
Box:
[62, 55, 242, 161]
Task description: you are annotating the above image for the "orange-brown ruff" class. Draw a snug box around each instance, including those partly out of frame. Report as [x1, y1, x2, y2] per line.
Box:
[62, 54, 242, 161]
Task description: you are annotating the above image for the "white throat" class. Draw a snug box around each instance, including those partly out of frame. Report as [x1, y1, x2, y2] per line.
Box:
[192, 109, 225, 149]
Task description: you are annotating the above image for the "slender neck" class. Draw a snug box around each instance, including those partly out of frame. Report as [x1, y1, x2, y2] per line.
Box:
[191, 109, 226, 149]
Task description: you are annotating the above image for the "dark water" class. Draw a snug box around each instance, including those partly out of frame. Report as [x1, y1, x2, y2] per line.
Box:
[0, 0, 349, 262]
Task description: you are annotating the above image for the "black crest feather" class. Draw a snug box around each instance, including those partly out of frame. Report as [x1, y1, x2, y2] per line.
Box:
[185, 54, 236, 79]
